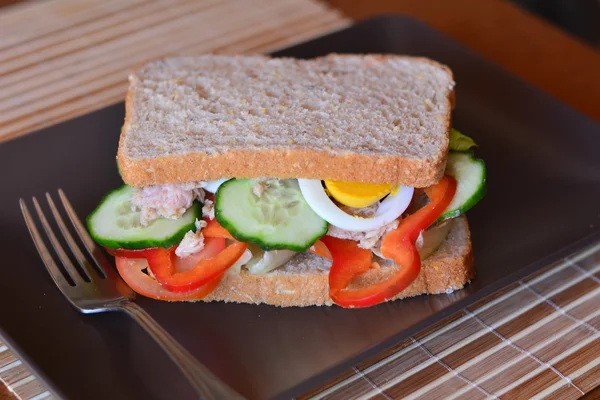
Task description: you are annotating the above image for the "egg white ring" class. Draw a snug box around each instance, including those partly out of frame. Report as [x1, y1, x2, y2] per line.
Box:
[298, 179, 414, 232]
[203, 178, 229, 193]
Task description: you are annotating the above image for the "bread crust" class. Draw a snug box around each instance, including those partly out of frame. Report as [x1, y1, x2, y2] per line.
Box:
[118, 54, 455, 188]
[200, 216, 473, 307]
[118, 146, 447, 188]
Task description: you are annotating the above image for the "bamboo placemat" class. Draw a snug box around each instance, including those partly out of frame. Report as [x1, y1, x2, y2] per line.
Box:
[300, 242, 600, 399]
[0, 343, 49, 400]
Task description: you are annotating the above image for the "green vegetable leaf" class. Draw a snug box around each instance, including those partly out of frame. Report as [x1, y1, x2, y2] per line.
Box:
[449, 128, 477, 151]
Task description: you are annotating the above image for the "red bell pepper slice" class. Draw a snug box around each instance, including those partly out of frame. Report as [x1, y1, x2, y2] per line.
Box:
[107, 218, 242, 295]
[115, 256, 224, 300]
[321, 235, 373, 295]
[326, 176, 457, 308]
[308, 239, 333, 260]
[202, 218, 234, 239]
[110, 237, 227, 298]
[145, 241, 247, 293]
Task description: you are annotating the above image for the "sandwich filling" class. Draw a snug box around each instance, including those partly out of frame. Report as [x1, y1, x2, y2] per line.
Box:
[88, 130, 485, 307]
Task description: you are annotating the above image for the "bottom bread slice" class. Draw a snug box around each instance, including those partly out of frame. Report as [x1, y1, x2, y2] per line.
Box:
[203, 216, 474, 307]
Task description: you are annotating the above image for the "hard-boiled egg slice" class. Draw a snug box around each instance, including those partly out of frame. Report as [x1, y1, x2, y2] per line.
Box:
[298, 179, 414, 232]
[324, 180, 396, 208]
[204, 178, 229, 193]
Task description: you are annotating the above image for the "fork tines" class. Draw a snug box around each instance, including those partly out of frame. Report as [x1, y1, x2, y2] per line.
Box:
[19, 190, 112, 288]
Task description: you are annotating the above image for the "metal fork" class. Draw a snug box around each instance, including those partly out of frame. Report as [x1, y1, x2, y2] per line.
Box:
[19, 190, 244, 400]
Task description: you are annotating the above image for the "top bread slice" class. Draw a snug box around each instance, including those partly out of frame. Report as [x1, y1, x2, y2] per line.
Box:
[118, 54, 455, 188]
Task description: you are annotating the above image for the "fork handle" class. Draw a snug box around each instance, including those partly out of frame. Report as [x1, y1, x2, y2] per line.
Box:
[120, 302, 244, 400]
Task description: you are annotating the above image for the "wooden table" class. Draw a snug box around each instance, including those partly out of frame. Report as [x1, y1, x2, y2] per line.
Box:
[1, 0, 599, 399]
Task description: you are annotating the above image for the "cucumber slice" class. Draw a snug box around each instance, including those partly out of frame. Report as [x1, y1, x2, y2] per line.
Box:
[215, 179, 328, 251]
[438, 151, 486, 222]
[87, 185, 200, 249]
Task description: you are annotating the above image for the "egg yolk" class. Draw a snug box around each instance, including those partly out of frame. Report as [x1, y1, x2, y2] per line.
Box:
[324, 180, 396, 208]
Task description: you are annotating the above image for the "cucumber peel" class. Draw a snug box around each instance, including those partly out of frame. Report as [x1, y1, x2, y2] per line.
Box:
[438, 151, 486, 223]
[215, 178, 328, 251]
[87, 185, 200, 250]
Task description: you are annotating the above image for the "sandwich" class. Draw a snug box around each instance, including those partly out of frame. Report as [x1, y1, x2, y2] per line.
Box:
[86, 54, 486, 308]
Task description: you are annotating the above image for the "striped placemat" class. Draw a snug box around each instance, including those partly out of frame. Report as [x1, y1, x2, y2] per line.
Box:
[0, 342, 51, 400]
[301, 241, 600, 399]
[0, 0, 349, 143]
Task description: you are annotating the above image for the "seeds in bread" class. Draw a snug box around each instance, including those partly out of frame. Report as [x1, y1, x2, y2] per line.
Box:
[118, 54, 455, 187]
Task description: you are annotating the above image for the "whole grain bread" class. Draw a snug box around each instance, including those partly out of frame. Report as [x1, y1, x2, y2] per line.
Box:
[202, 216, 473, 307]
[118, 54, 455, 188]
